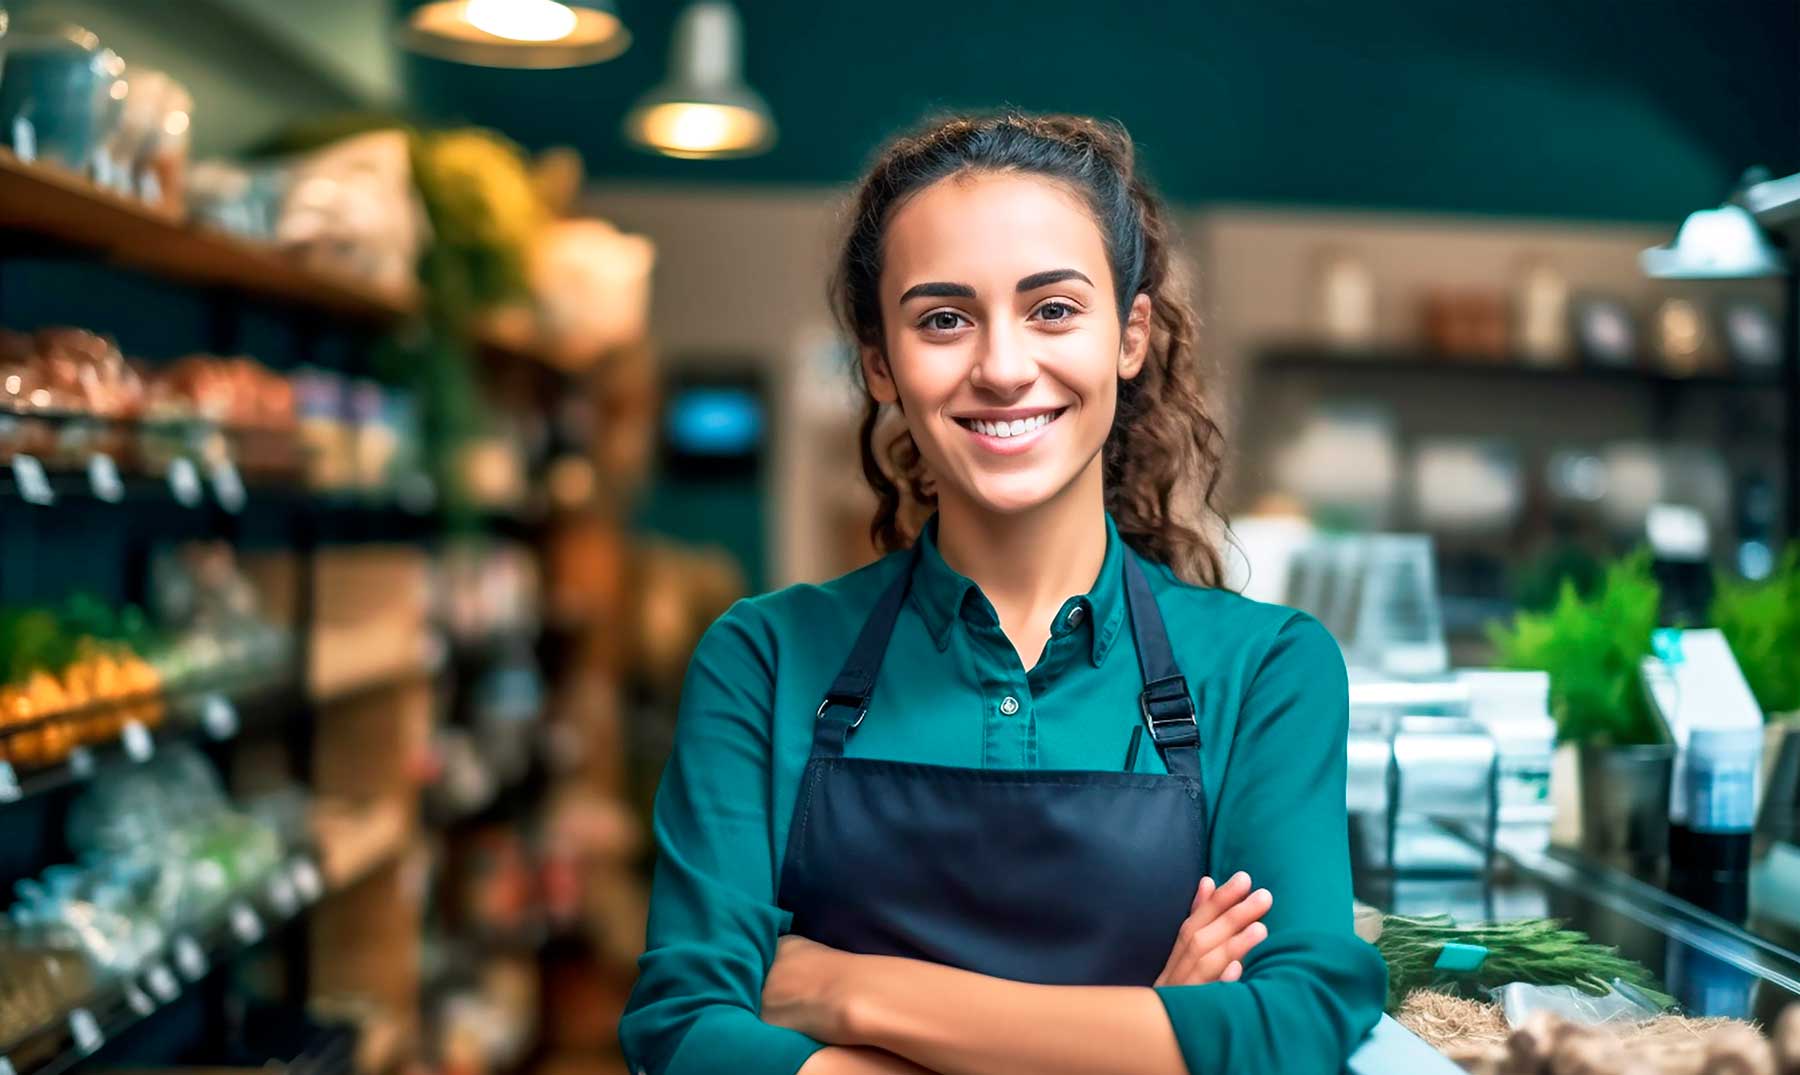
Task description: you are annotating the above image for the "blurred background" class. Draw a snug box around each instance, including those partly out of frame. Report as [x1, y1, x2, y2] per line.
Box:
[0, 3, 1797, 1074]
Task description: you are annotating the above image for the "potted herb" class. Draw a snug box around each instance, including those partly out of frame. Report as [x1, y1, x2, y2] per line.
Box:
[1489, 550, 1672, 872]
[1709, 549, 1800, 843]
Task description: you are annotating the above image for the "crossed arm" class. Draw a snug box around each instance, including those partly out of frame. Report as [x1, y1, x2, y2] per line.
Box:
[777, 873, 1271, 1075]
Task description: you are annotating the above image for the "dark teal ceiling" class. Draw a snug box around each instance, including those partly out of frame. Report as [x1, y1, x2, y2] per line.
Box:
[402, 1, 1799, 224]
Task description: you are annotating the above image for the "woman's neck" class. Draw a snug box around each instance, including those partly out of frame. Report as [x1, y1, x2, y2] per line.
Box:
[933, 461, 1108, 670]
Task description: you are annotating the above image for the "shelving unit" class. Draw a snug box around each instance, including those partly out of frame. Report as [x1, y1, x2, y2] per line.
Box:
[0, 153, 559, 1075]
[0, 151, 556, 367]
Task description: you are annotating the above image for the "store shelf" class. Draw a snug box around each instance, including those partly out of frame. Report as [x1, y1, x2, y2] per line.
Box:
[0, 152, 414, 323]
[0, 152, 564, 369]
[0, 673, 301, 804]
[312, 797, 413, 891]
[0, 852, 331, 1075]
[1255, 341, 1784, 391]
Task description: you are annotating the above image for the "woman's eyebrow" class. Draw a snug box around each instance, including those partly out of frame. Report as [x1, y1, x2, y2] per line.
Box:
[1016, 268, 1092, 292]
[898, 269, 1093, 304]
[898, 281, 976, 303]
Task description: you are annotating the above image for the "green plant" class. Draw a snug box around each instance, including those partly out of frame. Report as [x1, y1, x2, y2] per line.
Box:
[1710, 547, 1800, 718]
[1376, 913, 1671, 1013]
[1488, 549, 1664, 746]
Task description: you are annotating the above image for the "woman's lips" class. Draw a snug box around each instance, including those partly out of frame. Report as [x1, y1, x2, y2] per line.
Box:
[954, 407, 1068, 455]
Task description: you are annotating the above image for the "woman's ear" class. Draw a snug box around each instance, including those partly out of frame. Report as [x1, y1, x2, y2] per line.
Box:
[861, 343, 899, 404]
[1119, 293, 1153, 380]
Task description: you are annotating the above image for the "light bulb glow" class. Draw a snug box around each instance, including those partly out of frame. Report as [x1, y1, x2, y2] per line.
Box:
[631, 102, 767, 157]
[463, 0, 578, 42]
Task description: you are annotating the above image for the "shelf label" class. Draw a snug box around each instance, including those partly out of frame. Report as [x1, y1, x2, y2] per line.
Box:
[202, 694, 239, 740]
[68, 747, 95, 779]
[122, 720, 154, 762]
[0, 762, 20, 803]
[208, 459, 246, 514]
[1, 1053, 17, 1075]
[167, 458, 203, 507]
[145, 962, 180, 1003]
[267, 873, 298, 918]
[87, 453, 125, 502]
[173, 935, 208, 981]
[69, 1008, 102, 1054]
[125, 982, 155, 1016]
[229, 902, 263, 944]
[12, 454, 54, 505]
[291, 857, 324, 904]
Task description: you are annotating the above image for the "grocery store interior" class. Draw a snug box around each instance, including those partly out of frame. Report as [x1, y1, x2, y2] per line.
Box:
[1, 2, 1799, 1074]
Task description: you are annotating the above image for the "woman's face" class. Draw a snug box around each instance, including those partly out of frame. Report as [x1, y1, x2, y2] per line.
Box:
[863, 171, 1152, 518]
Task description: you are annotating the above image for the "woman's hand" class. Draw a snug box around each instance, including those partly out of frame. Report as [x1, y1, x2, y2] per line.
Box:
[763, 933, 865, 1045]
[1152, 871, 1273, 986]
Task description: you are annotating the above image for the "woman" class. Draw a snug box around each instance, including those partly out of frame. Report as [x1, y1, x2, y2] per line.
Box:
[618, 112, 1386, 1075]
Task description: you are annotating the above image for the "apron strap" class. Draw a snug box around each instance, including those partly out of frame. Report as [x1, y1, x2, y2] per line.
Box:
[1122, 553, 1204, 782]
[812, 543, 921, 757]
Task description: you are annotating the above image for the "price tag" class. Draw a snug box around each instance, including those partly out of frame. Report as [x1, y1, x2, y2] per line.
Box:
[69, 1008, 101, 1054]
[0, 761, 20, 803]
[1, 1053, 18, 1075]
[291, 857, 324, 904]
[202, 694, 239, 740]
[173, 935, 208, 981]
[11, 454, 54, 505]
[208, 458, 246, 513]
[145, 962, 180, 1003]
[87, 453, 125, 502]
[124, 982, 154, 1016]
[122, 720, 154, 762]
[167, 457, 203, 507]
[229, 902, 263, 944]
[267, 873, 298, 918]
[68, 747, 96, 778]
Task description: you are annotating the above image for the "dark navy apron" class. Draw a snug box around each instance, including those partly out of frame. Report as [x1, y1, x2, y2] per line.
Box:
[775, 543, 1211, 986]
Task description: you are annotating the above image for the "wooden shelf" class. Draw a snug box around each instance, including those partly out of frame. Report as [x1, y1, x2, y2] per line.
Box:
[1255, 341, 1782, 391]
[0, 151, 415, 323]
[0, 152, 566, 370]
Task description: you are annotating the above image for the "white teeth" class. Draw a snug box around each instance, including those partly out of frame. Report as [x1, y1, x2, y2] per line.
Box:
[965, 409, 1059, 438]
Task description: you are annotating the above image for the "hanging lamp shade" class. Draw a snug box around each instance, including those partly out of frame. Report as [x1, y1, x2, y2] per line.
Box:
[399, 0, 630, 69]
[623, 2, 775, 160]
[1641, 202, 1785, 280]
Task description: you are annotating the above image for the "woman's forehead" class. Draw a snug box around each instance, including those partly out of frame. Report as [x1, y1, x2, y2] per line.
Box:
[881, 173, 1109, 293]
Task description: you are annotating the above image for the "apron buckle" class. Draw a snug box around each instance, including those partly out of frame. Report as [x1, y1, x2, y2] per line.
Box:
[816, 695, 868, 731]
[1139, 675, 1198, 748]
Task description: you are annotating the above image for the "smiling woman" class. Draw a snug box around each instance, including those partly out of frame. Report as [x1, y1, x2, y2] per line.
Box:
[616, 112, 1387, 1075]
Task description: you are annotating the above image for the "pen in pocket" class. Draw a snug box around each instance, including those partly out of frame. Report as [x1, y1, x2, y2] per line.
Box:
[1123, 724, 1143, 771]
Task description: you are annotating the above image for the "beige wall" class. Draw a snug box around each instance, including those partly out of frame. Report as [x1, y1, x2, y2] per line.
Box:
[583, 184, 1742, 586]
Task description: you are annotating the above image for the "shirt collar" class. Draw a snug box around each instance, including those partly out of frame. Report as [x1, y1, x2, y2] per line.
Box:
[909, 510, 1129, 669]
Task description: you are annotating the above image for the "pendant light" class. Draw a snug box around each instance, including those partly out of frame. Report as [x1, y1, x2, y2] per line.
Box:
[400, 0, 630, 69]
[624, 2, 775, 160]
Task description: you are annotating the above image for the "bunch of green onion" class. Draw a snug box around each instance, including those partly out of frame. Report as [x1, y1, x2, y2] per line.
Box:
[1374, 913, 1673, 1013]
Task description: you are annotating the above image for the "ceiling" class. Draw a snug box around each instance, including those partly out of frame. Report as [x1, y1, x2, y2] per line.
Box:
[401, 1, 1798, 224]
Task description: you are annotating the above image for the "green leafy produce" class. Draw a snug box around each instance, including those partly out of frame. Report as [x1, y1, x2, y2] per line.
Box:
[1375, 913, 1673, 1013]
[1488, 549, 1664, 746]
[1709, 547, 1800, 718]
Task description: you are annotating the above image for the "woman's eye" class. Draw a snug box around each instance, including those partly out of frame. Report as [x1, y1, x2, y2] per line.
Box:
[920, 311, 966, 333]
[1034, 301, 1077, 323]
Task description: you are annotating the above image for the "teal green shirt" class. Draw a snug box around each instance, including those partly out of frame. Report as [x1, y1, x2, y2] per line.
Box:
[618, 512, 1386, 1074]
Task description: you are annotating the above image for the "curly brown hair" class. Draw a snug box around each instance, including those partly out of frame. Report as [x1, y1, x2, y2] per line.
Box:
[828, 110, 1231, 586]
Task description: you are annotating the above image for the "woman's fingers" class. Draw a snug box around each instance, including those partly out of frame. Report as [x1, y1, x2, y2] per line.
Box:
[1161, 887, 1274, 986]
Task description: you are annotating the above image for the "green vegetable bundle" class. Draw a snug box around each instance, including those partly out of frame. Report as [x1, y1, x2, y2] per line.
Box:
[1375, 913, 1672, 1013]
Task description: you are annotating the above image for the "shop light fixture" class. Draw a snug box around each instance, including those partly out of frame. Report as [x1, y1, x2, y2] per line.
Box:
[624, 2, 775, 160]
[399, 0, 630, 69]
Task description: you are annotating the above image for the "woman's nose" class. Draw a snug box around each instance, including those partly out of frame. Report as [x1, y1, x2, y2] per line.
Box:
[970, 321, 1038, 394]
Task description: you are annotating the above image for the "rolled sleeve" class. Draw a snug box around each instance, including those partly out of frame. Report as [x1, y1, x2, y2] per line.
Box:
[1153, 611, 1387, 1072]
[618, 601, 828, 1075]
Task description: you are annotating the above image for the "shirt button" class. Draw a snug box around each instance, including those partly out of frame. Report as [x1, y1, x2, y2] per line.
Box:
[1067, 605, 1086, 628]
[999, 695, 1020, 716]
